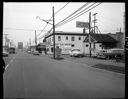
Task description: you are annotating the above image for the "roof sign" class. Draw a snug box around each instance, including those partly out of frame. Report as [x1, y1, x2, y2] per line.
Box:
[76, 21, 89, 29]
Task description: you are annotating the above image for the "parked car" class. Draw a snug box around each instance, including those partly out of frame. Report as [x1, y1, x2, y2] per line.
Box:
[106, 49, 124, 59]
[3, 50, 9, 57]
[96, 49, 108, 59]
[96, 48, 124, 59]
[9, 47, 15, 54]
[69, 49, 84, 57]
[33, 50, 40, 55]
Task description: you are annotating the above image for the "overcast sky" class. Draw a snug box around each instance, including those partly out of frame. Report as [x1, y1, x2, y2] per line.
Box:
[3, 2, 125, 47]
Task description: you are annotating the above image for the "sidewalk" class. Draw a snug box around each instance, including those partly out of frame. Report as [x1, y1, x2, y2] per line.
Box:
[44, 54, 125, 74]
[63, 55, 125, 67]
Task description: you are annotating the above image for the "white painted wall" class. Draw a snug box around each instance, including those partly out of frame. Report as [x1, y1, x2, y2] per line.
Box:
[84, 43, 102, 55]
[46, 34, 103, 55]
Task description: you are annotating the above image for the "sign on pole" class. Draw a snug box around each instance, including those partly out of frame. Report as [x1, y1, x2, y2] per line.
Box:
[76, 21, 89, 29]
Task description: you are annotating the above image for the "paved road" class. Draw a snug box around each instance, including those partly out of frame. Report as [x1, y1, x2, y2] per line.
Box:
[3, 52, 125, 99]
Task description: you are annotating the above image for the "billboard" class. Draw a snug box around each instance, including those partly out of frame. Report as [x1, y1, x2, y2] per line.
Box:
[18, 42, 23, 49]
[76, 21, 89, 29]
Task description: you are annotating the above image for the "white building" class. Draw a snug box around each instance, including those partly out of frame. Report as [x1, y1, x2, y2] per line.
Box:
[44, 31, 118, 55]
[44, 31, 87, 54]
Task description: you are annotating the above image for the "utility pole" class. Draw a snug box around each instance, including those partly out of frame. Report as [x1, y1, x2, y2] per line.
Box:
[83, 28, 86, 55]
[93, 13, 98, 34]
[53, 6, 55, 59]
[35, 30, 37, 51]
[35, 30, 37, 46]
[89, 12, 91, 57]
[93, 13, 97, 50]
[123, 12, 125, 49]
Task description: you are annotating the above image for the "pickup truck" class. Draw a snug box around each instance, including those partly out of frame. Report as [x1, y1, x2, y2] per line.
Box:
[96, 49, 124, 60]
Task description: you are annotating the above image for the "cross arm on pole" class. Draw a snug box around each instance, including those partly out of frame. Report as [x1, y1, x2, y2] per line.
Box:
[36, 16, 53, 25]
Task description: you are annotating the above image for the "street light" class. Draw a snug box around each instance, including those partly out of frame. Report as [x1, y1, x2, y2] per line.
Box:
[36, 16, 53, 25]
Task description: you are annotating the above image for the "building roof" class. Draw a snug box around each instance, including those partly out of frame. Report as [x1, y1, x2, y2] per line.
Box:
[84, 34, 117, 43]
[44, 31, 88, 39]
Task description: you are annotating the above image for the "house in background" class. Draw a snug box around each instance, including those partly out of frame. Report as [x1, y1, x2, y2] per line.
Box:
[83, 33, 118, 55]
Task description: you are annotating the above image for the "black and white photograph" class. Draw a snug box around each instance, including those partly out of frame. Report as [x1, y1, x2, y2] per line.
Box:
[2, 2, 125, 99]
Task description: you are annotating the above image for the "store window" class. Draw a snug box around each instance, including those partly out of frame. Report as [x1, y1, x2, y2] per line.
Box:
[71, 36, 75, 41]
[86, 44, 89, 47]
[66, 36, 68, 40]
[47, 48, 49, 51]
[58, 36, 61, 41]
[79, 36, 81, 40]
[99, 44, 102, 47]
[51, 47, 53, 52]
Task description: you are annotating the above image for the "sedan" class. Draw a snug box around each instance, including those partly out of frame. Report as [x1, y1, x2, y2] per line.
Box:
[69, 49, 84, 57]
[96, 49, 108, 59]
[96, 48, 124, 60]
[3, 51, 9, 57]
[33, 50, 40, 55]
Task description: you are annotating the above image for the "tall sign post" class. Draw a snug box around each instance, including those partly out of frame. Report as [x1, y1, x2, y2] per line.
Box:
[53, 6, 55, 59]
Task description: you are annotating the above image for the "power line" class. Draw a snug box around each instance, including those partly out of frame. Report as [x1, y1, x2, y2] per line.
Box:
[55, 2, 70, 15]
[47, 3, 102, 34]
[4, 27, 49, 32]
[56, 3, 102, 28]
[37, 2, 70, 39]
[55, 3, 90, 27]
[42, 3, 90, 36]
[36, 3, 102, 42]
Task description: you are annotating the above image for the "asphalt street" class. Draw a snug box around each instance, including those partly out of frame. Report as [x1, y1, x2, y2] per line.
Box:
[3, 52, 125, 99]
